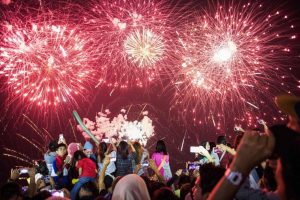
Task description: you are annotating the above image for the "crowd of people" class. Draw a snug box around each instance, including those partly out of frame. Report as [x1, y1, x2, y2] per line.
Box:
[1, 94, 300, 200]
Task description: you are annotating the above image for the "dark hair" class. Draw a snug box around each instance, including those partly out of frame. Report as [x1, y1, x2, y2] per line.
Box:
[78, 181, 99, 200]
[48, 140, 58, 152]
[180, 183, 192, 200]
[155, 140, 167, 155]
[118, 141, 129, 159]
[201, 141, 211, 153]
[98, 142, 107, 163]
[56, 143, 67, 150]
[133, 141, 143, 164]
[148, 181, 165, 198]
[152, 187, 179, 200]
[270, 124, 300, 200]
[217, 135, 226, 145]
[32, 190, 52, 200]
[178, 174, 190, 189]
[104, 175, 113, 189]
[73, 150, 87, 162]
[0, 182, 22, 200]
[200, 163, 225, 195]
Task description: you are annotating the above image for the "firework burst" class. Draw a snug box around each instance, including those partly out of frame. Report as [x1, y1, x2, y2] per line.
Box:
[83, 0, 184, 88]
[173, 1, 298, 126]
[0, 13, 97, 117]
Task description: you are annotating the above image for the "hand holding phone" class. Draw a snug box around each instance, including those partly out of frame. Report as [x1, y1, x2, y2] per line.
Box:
[19, 168, 29, 174]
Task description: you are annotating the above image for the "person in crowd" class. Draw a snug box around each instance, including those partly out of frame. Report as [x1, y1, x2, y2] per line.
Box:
[70, 150, 97, 200]
[83, 141, 97, 162]
[114, 141, 136, 177]
[97, 142, 116, 177]
[0, 182, 23, 200]
[195, 141, 220, 166]
[133, 141, 149, 176]
[152, 186, 179, 200]
[77, 181, 99, 200]
[152, 140, 172, 181]
[214, 135, 232, 168]
[112, 174, 151, 200]
[207, 94, 300, 200]
[44, 140, 58, 176]
[51, 143, 69, 189]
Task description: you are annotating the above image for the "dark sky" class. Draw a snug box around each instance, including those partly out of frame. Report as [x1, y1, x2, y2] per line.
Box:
[0, 0, 300, 183]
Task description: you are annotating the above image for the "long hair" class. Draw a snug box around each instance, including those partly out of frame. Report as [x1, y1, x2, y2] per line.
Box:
[133, 141, 143, 164]
[118, 141, 129, 159]
[155, 140, 167, 155]
[98, 142, 107, 163]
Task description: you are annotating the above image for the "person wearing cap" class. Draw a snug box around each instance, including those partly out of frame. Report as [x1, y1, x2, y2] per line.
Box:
[83, 141, 97, 162]
[207, 94, 300, 200]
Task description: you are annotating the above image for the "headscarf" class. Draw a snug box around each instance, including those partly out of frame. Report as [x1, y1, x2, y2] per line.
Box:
[112, 174, 150, 200]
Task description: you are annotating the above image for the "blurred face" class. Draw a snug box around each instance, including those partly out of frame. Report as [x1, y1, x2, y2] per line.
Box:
[56, 146, 67, 157]
[205, 142, 210, 151]
[84, 149, 93, 158]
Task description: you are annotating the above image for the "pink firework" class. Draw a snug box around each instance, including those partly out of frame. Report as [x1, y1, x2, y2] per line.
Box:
[0, 13, 97, 114]
[174, 1, 298, 123]
[83, 0, 184, 88]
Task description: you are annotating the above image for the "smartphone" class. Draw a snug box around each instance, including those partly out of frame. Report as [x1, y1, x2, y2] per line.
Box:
[188, 163, 200, 170]
[52, 190, 64, 197]
[110, 157, 116, 162]
[190, 146, 199, 153]
[19, 168, 28, 174]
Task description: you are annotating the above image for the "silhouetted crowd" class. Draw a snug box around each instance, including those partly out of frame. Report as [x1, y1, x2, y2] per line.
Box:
[1, 94, 300, 200]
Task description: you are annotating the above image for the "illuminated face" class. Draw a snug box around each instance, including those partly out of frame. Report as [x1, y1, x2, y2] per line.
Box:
[84, 149, 93, 158]
[56, 146, 67, 157]
[205, 142, 210, 151]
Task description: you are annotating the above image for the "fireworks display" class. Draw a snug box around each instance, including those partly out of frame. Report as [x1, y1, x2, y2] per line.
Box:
[82, 0, 182, 88]
[0, 13, 97, 115]
[173, 1, 298, 129]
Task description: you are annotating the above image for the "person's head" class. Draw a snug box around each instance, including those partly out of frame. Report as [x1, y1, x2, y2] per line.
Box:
[0, 182, 23, 200]
[112, 174, 151, 200]
[104, 175, 114, 191]
[118, 141, 129, 159]
[200, 163, 225, 196]
[201, 141, 210, 151]
[73, 150, 87, 163]
[155, 140, 167, 155]
[56, 143, 67, 157]
[178, 174, 190, 189]
[98, 142, 107, 162]
[32, 190, 51, 200]
[216, 135, 226, 145]
[269, 124, 300, 200]
[152, 187, 178, 200]
[78, 181, 99, 200]
[83, 141, 94, 158]
[275, 94, 300, 132]
[133, 141, 143, 164]
[48, 140, 58, 152]
[180, 183, 192, 200]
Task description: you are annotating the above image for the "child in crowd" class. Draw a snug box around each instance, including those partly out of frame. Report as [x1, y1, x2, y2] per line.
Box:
[83, 141, 97, 162]
[44, 140, 58, 176]
[71, 150, 97, 200]
[51, 143, 69, 189]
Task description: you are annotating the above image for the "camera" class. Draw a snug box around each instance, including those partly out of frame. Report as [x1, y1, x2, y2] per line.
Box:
[190, 146, 200, 153]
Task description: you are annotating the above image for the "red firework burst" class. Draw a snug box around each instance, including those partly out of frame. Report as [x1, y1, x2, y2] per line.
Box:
[82, 0, 184, 88]
[0, 13, 97, 115]
[174, 1, 298, 125]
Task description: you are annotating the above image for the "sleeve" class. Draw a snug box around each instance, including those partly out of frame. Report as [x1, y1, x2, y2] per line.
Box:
[211, 151, 220, 166]
[52, 159, 58, 174]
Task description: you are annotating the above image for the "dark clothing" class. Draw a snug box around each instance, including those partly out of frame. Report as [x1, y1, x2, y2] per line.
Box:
[115, 152, 136, 177]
